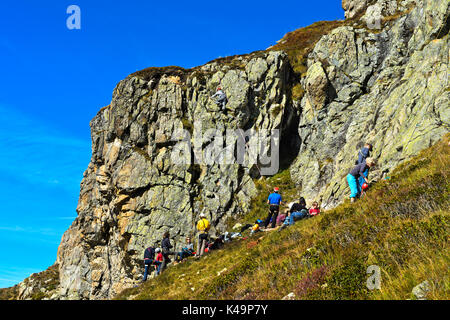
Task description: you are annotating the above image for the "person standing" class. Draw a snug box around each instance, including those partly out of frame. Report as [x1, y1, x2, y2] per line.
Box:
[142, 244, 156, 282]
[210, 87, 228, 110]
[196, 213, 211, 257]
[155, 248, 163, 276]
[160, 231, 174, 272]
[286, 197, 308, 226]
[264, 187, 283, 229]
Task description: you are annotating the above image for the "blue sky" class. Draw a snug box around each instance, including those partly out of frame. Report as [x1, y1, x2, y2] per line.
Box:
[0, 0, 344, 288]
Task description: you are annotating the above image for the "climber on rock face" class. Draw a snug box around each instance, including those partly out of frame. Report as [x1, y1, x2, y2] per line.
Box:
[347, 157, 377, 203]
[357, 143, 373, 165]
[210, 87, 228, 110]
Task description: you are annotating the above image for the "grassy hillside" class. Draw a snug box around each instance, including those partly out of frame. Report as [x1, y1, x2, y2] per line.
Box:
[115, 134, 449, 300]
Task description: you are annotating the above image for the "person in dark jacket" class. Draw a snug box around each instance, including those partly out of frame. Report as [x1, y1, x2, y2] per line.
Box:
[142, 244, 156, 281]
[357, 143, 373, 189]
[286, 197, 309, 226]
[160, 231, 174, 272]
[347, 157, 376, 202]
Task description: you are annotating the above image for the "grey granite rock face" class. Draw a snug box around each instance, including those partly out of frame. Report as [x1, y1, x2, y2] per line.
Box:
[290, 0, 449, 209]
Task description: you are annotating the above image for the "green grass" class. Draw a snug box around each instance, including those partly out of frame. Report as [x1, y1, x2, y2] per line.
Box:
[115, 134, 449, 300]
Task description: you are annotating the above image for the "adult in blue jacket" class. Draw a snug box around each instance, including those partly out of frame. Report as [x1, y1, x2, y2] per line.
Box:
[264, 187, 283, 229]
[142, 244, 157, 281]
[347, 157, 376, 202]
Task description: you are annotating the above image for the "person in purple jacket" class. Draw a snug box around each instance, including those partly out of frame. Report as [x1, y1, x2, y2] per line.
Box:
[347, 157, 376, 203]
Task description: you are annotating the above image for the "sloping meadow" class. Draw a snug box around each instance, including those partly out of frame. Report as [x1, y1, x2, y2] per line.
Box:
[116, 134, 449, 300]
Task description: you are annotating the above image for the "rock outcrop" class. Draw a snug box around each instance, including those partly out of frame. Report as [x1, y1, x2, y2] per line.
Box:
[15, 0, 449, 299]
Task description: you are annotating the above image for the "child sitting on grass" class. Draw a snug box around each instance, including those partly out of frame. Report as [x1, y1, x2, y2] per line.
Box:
[175, 237, 195, 263]
[309, 202, 320, 217]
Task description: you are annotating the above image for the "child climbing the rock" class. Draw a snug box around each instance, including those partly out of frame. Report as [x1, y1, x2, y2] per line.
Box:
[210, 87, 228, 110]
[155, 248, 163, 276]
[356, 143, 373, 190]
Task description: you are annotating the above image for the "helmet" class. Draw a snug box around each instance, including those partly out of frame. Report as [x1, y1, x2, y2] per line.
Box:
[200, 212, 206, 218]
[274, 187, 279, 192]
[155, 248, 161, 253]
[362, 183, 369, 191]
[256, 219, 263, 224]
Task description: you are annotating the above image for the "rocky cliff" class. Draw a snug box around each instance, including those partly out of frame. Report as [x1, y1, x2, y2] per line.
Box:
[13, 0, 449, 300]
[289, 0, 449, 208]
[56, 50, 295, 299]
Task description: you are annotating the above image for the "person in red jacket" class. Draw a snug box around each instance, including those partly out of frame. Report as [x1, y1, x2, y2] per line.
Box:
[309, 201, 320, 217]
[155, 248, 163, 276]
